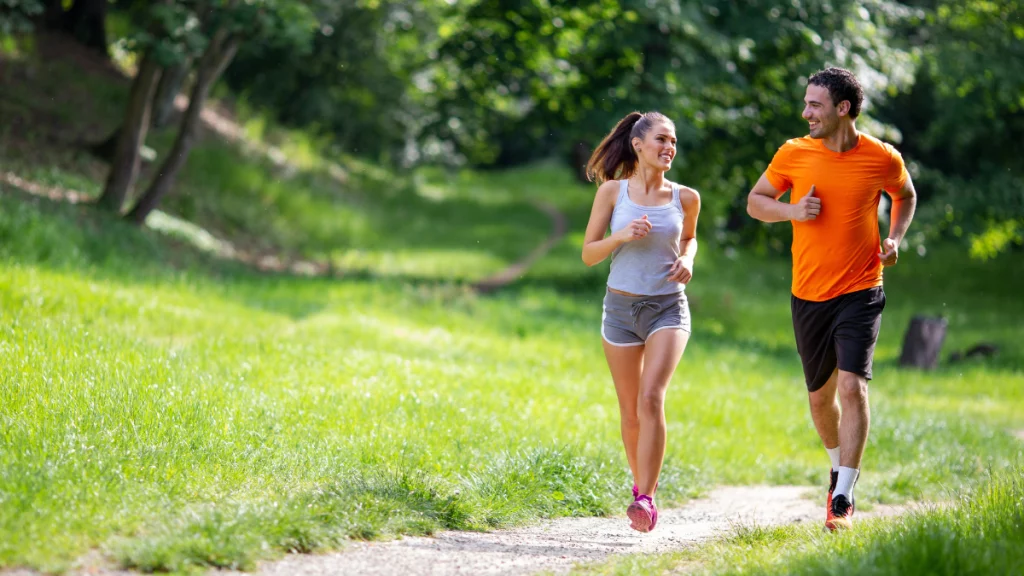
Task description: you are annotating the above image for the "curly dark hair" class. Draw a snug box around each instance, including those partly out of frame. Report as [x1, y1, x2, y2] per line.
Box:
[808, 67, 864, 119]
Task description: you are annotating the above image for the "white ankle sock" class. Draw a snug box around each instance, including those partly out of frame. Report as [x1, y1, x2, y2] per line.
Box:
[834, 466, 859, 499]
[825, 446, 840, 472]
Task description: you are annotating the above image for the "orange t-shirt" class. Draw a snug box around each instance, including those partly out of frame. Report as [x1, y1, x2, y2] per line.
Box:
[765, 133, 908, 302]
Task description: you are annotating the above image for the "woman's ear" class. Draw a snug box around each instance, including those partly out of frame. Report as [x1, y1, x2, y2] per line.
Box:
[631, 136, 642, 153]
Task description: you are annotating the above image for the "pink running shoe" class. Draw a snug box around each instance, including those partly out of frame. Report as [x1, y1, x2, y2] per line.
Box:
[627, 495, 657, 532]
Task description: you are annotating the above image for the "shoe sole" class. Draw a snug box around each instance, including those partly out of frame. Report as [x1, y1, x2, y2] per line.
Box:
[825, 517, 853, 531]
[627, 502, 652, 533]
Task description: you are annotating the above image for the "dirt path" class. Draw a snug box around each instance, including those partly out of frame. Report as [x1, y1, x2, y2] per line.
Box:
[472, 200, 569, 293]
[231, 485, 905, 576]
[0, 486, 919, 576]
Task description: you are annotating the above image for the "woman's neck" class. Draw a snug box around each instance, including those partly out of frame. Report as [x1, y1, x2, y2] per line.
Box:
[632, 163, 666, 195]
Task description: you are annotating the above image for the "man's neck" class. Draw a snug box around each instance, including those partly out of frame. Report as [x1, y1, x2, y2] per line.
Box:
[822, 123, 860, 153]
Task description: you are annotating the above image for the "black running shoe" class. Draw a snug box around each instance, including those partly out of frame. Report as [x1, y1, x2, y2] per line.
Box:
[827, 493, 855, 531]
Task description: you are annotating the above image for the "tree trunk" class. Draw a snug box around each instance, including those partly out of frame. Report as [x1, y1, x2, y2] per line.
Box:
[898, 316, 948, 369]
[62, 0, 109, 57]
[96, 52, 162, 213]
[42, 0, 66, 28]
[88, 127, 120, 162]
[571, 141, 592, 183]
[90, 59, 190, 160]
[151, 60, 191, 129]
[127, 33, 240, 225]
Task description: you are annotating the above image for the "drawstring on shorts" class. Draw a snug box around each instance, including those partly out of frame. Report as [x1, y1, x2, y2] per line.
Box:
[630, 300, 662, 327]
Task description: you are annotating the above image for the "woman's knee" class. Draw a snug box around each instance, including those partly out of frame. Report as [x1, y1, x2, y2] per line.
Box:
[638, 389, 665, 416]
[620, 409, 641, 430]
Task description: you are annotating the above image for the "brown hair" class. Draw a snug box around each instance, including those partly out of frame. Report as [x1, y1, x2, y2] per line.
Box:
[808, 67, 864, 119]
[586, 111, 672, 184]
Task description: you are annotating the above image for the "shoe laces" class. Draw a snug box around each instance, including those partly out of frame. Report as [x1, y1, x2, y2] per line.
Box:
[831, 494, 853, 516]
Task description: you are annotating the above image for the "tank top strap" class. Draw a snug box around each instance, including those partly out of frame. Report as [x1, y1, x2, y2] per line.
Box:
[672, 184, 687, 216]
[618, 179, 629, 204]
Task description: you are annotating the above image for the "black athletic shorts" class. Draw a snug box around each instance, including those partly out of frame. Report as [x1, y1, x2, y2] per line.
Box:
[791, 287, 886, 392]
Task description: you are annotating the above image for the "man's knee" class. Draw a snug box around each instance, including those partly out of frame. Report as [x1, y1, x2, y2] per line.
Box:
[837, 371, 868, 400]
[808, 388, 837, 410]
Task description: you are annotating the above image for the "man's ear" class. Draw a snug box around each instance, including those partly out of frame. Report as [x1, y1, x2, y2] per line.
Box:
[837, 100, 851, 117]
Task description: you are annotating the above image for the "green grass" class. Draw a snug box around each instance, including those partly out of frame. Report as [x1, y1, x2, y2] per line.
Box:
[0, 186, 627, 572]
[156, 145, 554, 280]
[1, 34, 1022, 575]
[1, 178, 1021, 573]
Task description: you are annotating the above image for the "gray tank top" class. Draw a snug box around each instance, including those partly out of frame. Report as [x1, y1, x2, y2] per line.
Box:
[608, 179, 686, 296]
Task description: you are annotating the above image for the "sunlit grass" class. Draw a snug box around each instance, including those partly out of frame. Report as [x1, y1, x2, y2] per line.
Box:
[1, 179, 1021, 572]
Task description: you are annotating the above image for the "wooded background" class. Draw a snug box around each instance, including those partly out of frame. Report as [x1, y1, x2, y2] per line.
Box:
[3, 0, 1021, 258]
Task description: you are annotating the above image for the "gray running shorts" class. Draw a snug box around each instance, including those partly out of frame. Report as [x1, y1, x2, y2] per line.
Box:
[602, 290, 691, 347]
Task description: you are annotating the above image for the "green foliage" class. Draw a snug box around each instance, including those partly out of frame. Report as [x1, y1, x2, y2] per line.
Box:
[207, 0, 1022, 259]
[129, 1, 209, 66]
[428, 0, 918, 229]
[878, 0, 1024, 258]
[0, 0, 42, 35]
[911, 165, 1024, 258]
[970, 219, 1023, 261]
[121, 0, 323, 66]
[218, 0, 926, 244]
[892, 0, 1024, 175]
[13, 0, 1024, 257]
[224, 0, 450, 162]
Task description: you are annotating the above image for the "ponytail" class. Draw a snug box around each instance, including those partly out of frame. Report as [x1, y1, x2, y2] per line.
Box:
[586, 111, 670, 184]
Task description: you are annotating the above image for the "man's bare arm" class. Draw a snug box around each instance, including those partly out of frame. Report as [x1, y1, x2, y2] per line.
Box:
[879, 174, 917, 266]
[887, 174, 917, 244]
[747, 173, 820, 223]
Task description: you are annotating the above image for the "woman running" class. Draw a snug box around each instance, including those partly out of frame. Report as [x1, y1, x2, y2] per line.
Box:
[581, 111, 700, 532]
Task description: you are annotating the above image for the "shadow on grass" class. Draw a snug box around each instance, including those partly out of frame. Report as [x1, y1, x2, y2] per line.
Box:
[0, 184, 553, 323]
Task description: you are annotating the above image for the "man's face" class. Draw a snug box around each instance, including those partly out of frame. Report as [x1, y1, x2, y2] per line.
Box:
[802, 84, 842, 139]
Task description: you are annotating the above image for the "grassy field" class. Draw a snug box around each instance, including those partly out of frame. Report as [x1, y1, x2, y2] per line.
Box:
[2, 33, 1023, 575]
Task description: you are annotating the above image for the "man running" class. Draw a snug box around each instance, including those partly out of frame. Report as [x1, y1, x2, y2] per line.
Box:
[746, 67, 917, 530]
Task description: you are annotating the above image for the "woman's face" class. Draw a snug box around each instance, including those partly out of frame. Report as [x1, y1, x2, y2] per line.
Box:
[633, 121, 677, 172]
